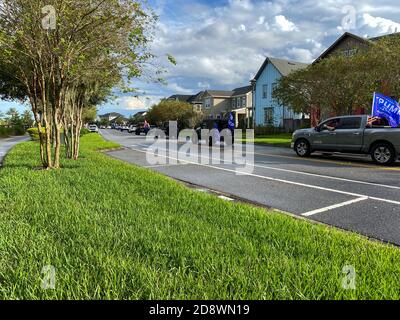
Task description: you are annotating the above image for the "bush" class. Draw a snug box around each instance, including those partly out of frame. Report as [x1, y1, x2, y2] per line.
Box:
[80, 128, 90, 136]
[27, 128, 45, 141]
[13, 126, 26, 136]
[0, 126, 26, 138]
[0, 126, 11, 138]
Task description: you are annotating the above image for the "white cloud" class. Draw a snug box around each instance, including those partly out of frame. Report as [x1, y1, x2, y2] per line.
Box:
[362, 13, 400, 34]
[274, 15, 299, 32]
[287, 48, 313, 63]
[167, 82, 193, 94]
[117, 96, 146, 110]
[198, 82, 210, 89]
[84, 0, 400, 114]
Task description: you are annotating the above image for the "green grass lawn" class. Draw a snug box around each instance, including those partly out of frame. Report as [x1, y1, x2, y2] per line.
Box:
[1, 134, 400, 300]
[242, 133, 293, 148]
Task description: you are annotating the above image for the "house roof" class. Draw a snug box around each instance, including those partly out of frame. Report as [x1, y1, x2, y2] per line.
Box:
[167, 94, 193, 102]
[369, 32, 400, 42]
[253, 57, 308, 81]
[314, 32, 400, 63]
[232, 85, 252, 96]
[205, 90, 235, 97]
[315, 32, 371, 61]
[134, 111, 147, 116]
[188, 91, 206, 103]
[99, 112, 124, 118]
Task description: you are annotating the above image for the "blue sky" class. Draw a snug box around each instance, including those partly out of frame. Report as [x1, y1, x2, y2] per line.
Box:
[2, 0, 400, 117]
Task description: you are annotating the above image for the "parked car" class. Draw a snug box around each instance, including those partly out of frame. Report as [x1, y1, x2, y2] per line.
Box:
[89, 125, 99, 133]
[292, 115, 400, 165]
[120, 125, 129, 132]
[100, 125, 106, 129]
[128, 125, 137, 134]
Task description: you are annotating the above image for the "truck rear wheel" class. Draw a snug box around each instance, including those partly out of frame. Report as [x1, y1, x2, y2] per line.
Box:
[371, 143, 396, 166]
[295, 139, 311, 157]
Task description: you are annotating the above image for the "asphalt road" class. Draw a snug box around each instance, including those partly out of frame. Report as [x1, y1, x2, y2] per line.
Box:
[0, 136, 30, 166]
[101, 129, 400, 245]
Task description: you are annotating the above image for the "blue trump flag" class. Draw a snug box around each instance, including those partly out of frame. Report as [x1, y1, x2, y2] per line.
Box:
[228, 113, 235, 130]
[372, 93, 400, 128]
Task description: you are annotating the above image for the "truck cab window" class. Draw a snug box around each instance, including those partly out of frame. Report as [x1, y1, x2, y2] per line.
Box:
[336, 117, 362, 130]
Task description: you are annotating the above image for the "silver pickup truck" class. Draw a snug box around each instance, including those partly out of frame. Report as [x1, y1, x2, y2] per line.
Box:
[291, 115, 400, 165]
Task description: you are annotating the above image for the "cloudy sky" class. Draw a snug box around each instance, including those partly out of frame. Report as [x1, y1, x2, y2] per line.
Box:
[2, 0, 400, 116]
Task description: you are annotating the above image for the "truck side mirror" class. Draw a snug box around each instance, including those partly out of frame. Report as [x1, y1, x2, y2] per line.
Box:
[315, 126, 320, 132]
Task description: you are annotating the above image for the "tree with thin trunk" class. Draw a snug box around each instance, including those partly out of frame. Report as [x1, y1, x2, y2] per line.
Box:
[0, 0, 158, 169]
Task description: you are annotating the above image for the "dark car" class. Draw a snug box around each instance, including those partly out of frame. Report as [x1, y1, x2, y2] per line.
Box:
[160, 122, 184, 138]
[195, 119, 234, 146]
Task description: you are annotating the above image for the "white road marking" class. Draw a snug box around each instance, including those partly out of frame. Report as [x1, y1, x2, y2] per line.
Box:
[218, 195, 235, 201]
[136, 143, 400, 191]
[126, 146, 400, 207]
[144, 163, 186, 169]
[302, 197, 369, 217]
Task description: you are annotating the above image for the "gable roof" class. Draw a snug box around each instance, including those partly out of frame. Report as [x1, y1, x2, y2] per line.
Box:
[188, 91, 206, 103]
[315, 32, 371, 62]
[204, 90, 234, 97]
[167, 94, 193, 102]
[253, 57, 308, 81]
[99, 112, 124, 119]
[232, 85, 252, 96]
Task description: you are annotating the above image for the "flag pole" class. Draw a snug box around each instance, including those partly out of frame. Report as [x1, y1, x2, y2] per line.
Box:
[371, 92, 376, 116]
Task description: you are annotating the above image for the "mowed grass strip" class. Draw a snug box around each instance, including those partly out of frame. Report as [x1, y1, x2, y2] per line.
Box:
[0, 134, 400, 300]
[242, 133, 293, 148]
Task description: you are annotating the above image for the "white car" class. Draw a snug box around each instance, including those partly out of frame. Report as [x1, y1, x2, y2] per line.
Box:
[89, 125, 99, 133]
[128, 125, 137, 133]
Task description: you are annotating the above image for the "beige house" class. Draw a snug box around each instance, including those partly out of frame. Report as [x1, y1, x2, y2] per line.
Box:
[167, 92, 205, 113]
[202, 86, 253, 128]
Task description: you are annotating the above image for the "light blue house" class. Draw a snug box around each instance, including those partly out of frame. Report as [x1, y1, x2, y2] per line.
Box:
[252, 57, 308, 130]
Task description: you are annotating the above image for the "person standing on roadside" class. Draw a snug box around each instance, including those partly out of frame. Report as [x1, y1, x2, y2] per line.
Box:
[144, 120, 151, 135]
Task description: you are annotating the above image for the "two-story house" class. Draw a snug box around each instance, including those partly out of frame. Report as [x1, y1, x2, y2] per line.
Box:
[167, 92, 205, 113]
[252, 57, 308, 131]
[310, 31, 398, 126]
[202, 86, 253, 128]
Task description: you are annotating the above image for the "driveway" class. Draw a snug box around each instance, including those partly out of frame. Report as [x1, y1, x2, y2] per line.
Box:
[101, 129, 400, 246]
[0, 136, 30, 166]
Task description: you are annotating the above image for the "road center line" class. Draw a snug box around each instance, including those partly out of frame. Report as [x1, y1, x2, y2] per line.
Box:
[302, 197, 369, 217]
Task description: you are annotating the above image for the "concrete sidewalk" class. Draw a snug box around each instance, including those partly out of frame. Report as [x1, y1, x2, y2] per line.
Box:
[0, 136, 30, 166]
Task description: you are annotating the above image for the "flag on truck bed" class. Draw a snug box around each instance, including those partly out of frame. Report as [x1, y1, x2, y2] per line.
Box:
[372, 93, 400, 128]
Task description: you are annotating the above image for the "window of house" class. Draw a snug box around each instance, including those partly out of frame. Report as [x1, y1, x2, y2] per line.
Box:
[271, 83, 277, 97]
[242, 97, 246, 107]
[232, 99, 236, 108]
[264, 107, 274, 126]
[205, 98, 212, 108]
[342, 49, 358, 57]
[262, 85, 268, 99]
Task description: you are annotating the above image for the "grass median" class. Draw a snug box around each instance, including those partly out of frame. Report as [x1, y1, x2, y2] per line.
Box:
[242, 133, 292, 148]
[0, 134, 400, 299]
